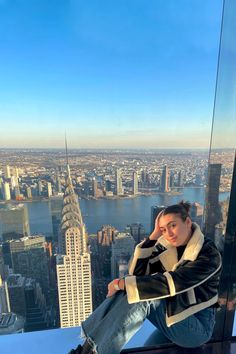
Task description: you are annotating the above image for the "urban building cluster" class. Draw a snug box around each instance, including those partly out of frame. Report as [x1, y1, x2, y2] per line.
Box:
[0, 149, 210, 203]
[0, 149, 233, 335]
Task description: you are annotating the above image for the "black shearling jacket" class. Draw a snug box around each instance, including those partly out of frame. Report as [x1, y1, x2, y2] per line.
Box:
[124, 223, 222, 327]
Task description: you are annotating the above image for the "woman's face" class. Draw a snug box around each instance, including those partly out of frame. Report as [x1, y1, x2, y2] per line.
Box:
[159, 213, 192, 247]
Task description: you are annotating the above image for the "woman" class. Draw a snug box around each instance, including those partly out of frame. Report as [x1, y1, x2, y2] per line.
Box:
[69, 201, 222, 354]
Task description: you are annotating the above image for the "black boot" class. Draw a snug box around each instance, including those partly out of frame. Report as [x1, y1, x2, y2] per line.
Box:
[67, 340, 93, 354]
[67, 344, 83, 353]
[81, 340, 93, 354]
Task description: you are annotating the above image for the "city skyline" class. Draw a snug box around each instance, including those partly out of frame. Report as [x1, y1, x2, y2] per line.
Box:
[0, 0, 223, 148]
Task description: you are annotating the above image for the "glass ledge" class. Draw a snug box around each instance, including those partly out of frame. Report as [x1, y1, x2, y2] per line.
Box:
[1, 320, 159, 354]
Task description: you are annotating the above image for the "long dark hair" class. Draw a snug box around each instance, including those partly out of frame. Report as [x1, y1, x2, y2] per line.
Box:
[162, 201, 191, 222]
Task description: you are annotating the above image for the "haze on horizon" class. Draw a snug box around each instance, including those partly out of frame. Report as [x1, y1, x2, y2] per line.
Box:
[0, 0, 223, 149]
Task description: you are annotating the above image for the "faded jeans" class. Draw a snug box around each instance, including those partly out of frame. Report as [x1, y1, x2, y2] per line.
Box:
[81, 291, 216, 354]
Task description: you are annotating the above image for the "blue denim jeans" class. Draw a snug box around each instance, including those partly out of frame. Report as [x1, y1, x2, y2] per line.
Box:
[81, 291, 216, 354]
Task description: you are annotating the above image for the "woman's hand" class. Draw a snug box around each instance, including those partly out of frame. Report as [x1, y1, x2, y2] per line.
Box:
[106, 278, 125, 297]
[149, 210, 164, 240]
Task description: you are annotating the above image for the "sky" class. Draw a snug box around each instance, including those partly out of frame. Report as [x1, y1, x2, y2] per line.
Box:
[0, 0, 224, 149]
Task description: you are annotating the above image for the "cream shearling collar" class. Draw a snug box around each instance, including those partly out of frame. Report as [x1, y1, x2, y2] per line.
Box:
[156, 223, 205, 272]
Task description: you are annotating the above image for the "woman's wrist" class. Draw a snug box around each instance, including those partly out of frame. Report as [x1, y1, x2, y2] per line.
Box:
[118, 278, 125, 291]
[149, 230, 162, 240]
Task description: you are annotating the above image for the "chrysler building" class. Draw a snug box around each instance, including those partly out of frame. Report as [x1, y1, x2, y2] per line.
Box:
[57, 163, 92, 328]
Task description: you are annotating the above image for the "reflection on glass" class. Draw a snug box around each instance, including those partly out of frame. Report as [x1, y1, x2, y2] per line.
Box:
[203, 0, 236, 339]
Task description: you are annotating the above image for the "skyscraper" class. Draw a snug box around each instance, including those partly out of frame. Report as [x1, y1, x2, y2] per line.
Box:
[190, 202, 203, 228]
[0, 204, 30, 241]
[90, 225, 118, 308]
[204, 163, 222, 241]
[56, 174, 62, 193]
[115, 168, 123, 196]
[12, 167, 19, 180]
[56, 164, 92, 328]
[50, 195, 63, 242]
[111, 232, 135, 278]
[47, 182, 52, 198]
[6, 274, 48, 332]
[151, 205, 165, 233]
[169, 171, 174, 188]
[126, 223, 145, 244]
[177, 170, 184, 187]
[92, 177, 99, 198]
[3, 182, 11, 201]
[38, 180, 43, 196]
[160, 165, 170, 193]
[0, 276, 10, 313]
[4, 165, 11, 179]
[97, 225, 117, 246]
[8, 236, 51, 303]
[132, 171, 138, 195]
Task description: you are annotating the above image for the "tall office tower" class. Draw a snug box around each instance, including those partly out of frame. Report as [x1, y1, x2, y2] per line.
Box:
[4, 165, 11, 179]
[141, 169, 150, 188]
[97, 226, 117, 275]
[89, 234, 106, 309]
[169, 171, 175, 188]
[12, 167, 19, 179]
[1, 241, 13, 269]
[111, 232, 135, 278]
[160, 165, 170, 192]
[38, 180, 43, 196]
[57, 174, 62, 193]
[132, 172, 138, 195]
[177, 170, 184, 187]
[7, 274, 48, 332]
[3, 182, 11, 201]
[23, 278, 49, 332]
[11, 176, 18, 188]
[26, 187, 32, 199]
[92, 177, 99, 198]
[115, 168, 123, 196]
[47, 182, 52, 198]
[0, 204, 30, 241]
[190, 202, 203, 228]
[57, 164, 92, 328]
[204, 163, 222, 241]
[97, 225, 117, 246]
[0, 276, 10, 313]
[126, 223, 145, 244]
[7, 274, 26, 317]
[90, 226, 117, 308]
[9, 236, 51, 303]
[50, 195, 63, 242]
[151, 205, 165, 233]
[0, 244, 11, 281]
[141, 170, 146, 187]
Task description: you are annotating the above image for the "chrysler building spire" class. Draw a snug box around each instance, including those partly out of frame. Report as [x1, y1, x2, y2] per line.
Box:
[59, 135, 86, 254]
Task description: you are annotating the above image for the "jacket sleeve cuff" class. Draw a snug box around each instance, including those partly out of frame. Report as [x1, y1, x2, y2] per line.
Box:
[163, 271, 176, 296]
[125, 276, 140, 304]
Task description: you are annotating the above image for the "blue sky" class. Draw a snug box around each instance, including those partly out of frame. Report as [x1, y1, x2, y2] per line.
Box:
[0, 0, 223, 148]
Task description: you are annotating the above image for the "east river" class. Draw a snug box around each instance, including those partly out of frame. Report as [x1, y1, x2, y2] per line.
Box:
[24, 187, 230, 237]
